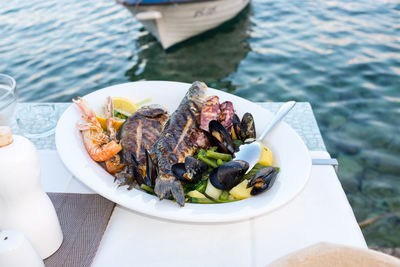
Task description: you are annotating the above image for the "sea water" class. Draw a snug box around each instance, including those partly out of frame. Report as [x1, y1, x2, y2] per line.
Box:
[0, 86, 17, 126]
[1, 0, 399, 246]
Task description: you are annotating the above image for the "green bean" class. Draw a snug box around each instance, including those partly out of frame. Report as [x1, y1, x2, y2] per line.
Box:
[195, 180, 207, 193]
[217, 159, 224, 166]
[114, 110, 128, 119]
[203, 192, 239, 203]
[243, 164, 281, 180]
[140, 184, 155, 194]
[182, 183, 196, 194]
[198, 154, 218, 168]
[213, 198, 239, 203]
[206, 151, 232, 161]
[199, 149, 207, 155]
[219, 191, 229, 201]
[195, 149, 207, 159]
[188, 197, 215, 204]
[233, 139, 243, 150]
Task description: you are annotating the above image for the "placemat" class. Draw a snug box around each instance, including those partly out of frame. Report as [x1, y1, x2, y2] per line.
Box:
[44, 193, 115, 267]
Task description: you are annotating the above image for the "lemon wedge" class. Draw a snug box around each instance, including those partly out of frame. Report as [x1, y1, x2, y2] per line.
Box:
[112, 97, 138, 114]
[96, 115, 108, 130]
[96, 97, 138, 131]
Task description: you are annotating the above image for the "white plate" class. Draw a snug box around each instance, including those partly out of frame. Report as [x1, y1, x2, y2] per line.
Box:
[56, 81, 311, 223]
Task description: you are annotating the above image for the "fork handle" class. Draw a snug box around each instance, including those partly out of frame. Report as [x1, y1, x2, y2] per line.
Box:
[257, 101, 296, 142]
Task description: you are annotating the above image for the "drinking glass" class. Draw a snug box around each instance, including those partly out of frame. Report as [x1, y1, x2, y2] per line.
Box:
[0, 74, 17, 126]
[16, 104, 58, 138]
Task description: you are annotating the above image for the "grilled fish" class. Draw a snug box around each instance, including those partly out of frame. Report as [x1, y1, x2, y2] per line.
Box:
[119, 104, 169, 186]
[151, 81, 208, 206]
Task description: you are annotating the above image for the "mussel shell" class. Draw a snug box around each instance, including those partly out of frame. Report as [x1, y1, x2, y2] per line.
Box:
[232, 113, 241, 140]
[247, 167, 278, 195]
[171, 156, 208, 183]
[145, 149, 157, 186]
[171, 163, 187, 181]
[209, 160, 249, 190]
[240, 113, 256, 141]
[184, 156, 208, 182]
[208, 120, 235, 154]
[130, 153, 145, 185]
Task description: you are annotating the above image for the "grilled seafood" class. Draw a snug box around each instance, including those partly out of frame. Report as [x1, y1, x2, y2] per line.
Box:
[200, 96, 221, 131]
[104, 96, 117, 141]
[105, 155, 125, 174]
[119, 105, 169, 186]
[104, 97, 125, 174]
[232, 112, 257, 143]
[219, 101, 235, 132]
[190, 131, 210, 149]
[74, 81, 279, 205]
[73, 97, 122, 162]
[209, 160, 249, 190]
[208, 120, 235, 154]
[171, 156, 208, 184]
[151, 81, 208, 206]
[247, 166, 278, 195]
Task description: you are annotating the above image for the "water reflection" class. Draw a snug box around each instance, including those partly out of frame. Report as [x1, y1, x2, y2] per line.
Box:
[126, 6, 251, 92]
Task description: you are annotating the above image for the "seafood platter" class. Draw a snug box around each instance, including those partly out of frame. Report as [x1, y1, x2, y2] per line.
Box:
[56, 81, 311, 222]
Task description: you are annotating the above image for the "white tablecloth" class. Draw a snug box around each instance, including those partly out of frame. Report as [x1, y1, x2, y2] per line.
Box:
[39, 150, 366, 267]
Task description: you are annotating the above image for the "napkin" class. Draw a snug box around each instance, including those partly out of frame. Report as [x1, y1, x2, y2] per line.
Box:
[268, 242, 400, 267]
[44, 193, 115, 267]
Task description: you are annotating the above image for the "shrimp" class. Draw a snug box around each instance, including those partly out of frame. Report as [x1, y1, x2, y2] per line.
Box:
[103, 96, 125, 174]
[73, 97, 122, 162]
[105, 155, 124, 174]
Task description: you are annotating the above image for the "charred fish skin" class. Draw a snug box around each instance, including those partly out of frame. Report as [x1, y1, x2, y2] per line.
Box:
[120, 104, 169, 185]
[152, 81, 208, 206]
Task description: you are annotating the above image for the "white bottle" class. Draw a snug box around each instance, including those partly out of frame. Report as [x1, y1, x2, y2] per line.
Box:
[0, 229, 45, 267]
[0, 126, 63, 259]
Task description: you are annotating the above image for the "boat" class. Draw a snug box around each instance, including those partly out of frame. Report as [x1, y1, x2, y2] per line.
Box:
[126, 5, 251, 83]
[116, 0, 250, 49]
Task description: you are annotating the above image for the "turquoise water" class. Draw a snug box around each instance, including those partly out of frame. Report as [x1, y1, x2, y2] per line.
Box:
[2, 0, 400, 246]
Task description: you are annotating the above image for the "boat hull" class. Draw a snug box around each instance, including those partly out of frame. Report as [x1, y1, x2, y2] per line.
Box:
[123, 0, 250, 49]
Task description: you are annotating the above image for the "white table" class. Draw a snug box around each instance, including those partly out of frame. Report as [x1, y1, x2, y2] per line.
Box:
[34, 102, 366, 266]
[39, 150, 366, 266]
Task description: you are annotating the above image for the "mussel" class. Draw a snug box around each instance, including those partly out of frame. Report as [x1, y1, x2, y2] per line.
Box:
[232, 114, 241, 139]
[209, 160, 249, 190]
[125, 150, 158, 187]
[130, 153, 146, 186]
[241, 113, 256, 141]
[247, 166, 278, 195]
[208, 120, 235, 154]
[171, 156, 209, 184]
[145, 149, 157, 186]
[232, 112, 256, 142]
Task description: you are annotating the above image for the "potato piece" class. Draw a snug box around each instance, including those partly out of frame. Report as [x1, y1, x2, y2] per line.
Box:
[229, 180, 252, 200]
[187, 190, 207, 198]
[205, 179, 222, 199]
[258, 145, 273, 166]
